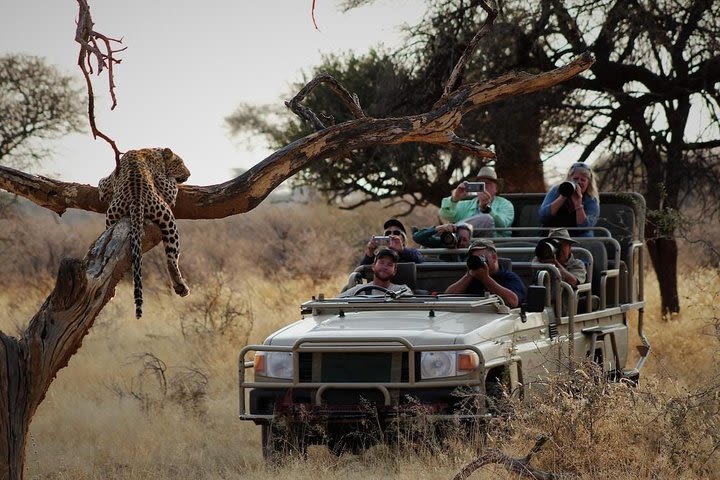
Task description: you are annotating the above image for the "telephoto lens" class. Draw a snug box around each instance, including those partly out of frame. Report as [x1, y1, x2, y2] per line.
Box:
[534, 238, 559, 260]
[466, 255, 487, 270]
[558, 180, 577, 197]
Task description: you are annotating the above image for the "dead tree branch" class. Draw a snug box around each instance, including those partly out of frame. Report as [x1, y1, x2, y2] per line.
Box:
[440, 0, 498, 103]
[0, 53, 595, 220]
[452, 436, 566, 480]
[0, 219, 160, 479]
[285, 73, 366, 130]
[75, 0, 125, 163]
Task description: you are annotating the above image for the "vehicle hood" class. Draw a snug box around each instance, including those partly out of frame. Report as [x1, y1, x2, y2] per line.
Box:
[265, 309, 515, 347]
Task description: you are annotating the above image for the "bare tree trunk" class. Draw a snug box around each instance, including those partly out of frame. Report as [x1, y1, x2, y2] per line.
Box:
[645, 222, 680, 316]
[0, 220, 159, 479]
[494, 104, 545, 193]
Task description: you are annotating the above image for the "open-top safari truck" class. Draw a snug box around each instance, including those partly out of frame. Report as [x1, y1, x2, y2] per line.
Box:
[238, 192, 650, 460]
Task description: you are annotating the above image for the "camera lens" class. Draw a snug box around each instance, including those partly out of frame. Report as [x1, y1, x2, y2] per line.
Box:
[535, 239, 558, 260]
[467, 255, 487, 270]
[440, 231, 457, 247]
[558, 180, 577, 197]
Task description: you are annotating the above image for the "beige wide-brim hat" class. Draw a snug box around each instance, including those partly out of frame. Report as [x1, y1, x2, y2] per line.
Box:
[475, 166, 499, 183]
[547, 228, 579, 244]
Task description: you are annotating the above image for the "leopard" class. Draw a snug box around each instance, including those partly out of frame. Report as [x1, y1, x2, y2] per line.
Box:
[98, 147, 191, 318]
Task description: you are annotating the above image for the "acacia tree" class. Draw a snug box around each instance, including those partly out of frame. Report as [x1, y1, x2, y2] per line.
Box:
[227, 0, 565, 211]
[0, 1, 595, 478]
[0, 54, 85, 170]
[287, 0, 720, 314]
[537, 0, 720, 315]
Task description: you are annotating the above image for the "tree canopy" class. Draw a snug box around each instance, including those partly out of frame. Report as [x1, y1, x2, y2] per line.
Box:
[229, 0, 720, 314]
[0, 54, 85, 170]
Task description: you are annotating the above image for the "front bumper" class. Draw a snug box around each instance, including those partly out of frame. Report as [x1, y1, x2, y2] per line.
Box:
[239, 337, 485, 424]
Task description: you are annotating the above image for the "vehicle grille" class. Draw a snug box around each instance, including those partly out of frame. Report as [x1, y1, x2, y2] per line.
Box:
[298, 352, 417, 383]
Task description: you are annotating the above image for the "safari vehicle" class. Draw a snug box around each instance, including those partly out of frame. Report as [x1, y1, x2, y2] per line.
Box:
[238, 192, 650, 460]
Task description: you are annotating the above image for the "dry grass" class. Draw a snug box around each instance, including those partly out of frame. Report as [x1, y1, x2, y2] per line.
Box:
[0, 198, 719, 479]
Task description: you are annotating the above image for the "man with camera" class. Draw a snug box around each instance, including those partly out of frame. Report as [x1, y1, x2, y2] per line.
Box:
[533, 228, 587, 288]
[412, 222, 473, 261]
[444, 239, 525, 308]
[359, 218, 425, 266]
[438, 166, 515, 237]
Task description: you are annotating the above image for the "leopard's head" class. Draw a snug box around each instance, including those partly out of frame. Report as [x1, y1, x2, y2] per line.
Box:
[162, 148, 190, 183]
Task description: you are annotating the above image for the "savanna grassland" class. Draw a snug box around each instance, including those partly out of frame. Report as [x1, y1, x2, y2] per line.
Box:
[1, 197, 718, 479]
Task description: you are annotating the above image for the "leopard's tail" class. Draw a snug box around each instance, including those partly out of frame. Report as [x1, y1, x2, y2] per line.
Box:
[130, 202, 144, 319]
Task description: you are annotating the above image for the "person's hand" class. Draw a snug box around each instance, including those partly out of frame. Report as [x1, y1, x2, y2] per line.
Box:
[571, 184, 583, 209]
[468, 262, 490, 281]
[366, 237, 378, 257]
[388, 235, 404, 252]
[451, 182, 469, 202]
[435, 223, 455, 233]
[477, 191, 492, 211]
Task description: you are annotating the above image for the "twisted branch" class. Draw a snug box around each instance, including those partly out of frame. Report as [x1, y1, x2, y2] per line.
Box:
[285, 73, 366, 131]
[75, 0, 125, 163]
[439, 0, 498, 103]
[452, 436, 567, 480]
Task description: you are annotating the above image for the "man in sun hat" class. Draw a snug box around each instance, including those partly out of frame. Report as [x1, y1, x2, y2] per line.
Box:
[359, 217, 425, 265]
[533, 228, 587, 288]
[439, 165, 515, 237]
[445, 239, 525, 308]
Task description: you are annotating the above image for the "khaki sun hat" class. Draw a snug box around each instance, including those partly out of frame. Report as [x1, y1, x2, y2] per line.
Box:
[546, 228, 579, 244]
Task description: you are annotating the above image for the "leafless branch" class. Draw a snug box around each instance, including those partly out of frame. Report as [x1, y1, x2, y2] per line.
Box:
[452, 436, 568, 480]
[0, 53, 595, 219]
[439, 0, 498, 103]
[285, 73, 366, 131]
[75, 0, 125, 163]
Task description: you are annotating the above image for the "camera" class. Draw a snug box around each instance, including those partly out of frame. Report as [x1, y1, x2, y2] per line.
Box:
[466, 254, 487, 270]
[558, 180, 577, 197]
[439, 231, 458, 247]
[465, 182, 485, 193]
[535, 238, 560, 260]
[372, 235, 391, 246]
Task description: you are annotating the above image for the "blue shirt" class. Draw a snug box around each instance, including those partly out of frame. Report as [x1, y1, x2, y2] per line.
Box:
[466, 268, 526, 305]
[538, 185, 599, 237]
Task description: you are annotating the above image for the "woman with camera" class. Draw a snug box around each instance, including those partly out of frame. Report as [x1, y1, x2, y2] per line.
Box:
[444, 239, 525, 308]
[539, 162, 600, 237]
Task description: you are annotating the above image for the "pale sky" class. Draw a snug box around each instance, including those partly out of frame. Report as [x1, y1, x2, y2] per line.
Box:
[1, 0, 426, 185]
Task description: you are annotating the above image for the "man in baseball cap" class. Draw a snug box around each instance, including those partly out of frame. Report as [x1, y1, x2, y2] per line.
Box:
[445, 239, 525, 308]
[340, 248, 413, 297]
[359, 217, 424, 266]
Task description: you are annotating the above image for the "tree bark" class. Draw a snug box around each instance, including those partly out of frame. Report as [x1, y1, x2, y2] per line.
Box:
[0, 220, 159, 480]
[0, 54, 594, 219]
[645, 223, 680, 316]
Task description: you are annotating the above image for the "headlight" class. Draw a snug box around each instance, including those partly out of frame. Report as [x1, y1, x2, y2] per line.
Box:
[421, 350, 479, 379]
[254, 351, 294, 380]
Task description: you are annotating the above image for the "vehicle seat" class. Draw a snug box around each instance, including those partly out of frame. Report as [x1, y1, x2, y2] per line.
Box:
[393, 262, 417, 290]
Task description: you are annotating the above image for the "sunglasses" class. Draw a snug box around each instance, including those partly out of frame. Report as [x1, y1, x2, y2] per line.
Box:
[384, 229, 403, 236]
